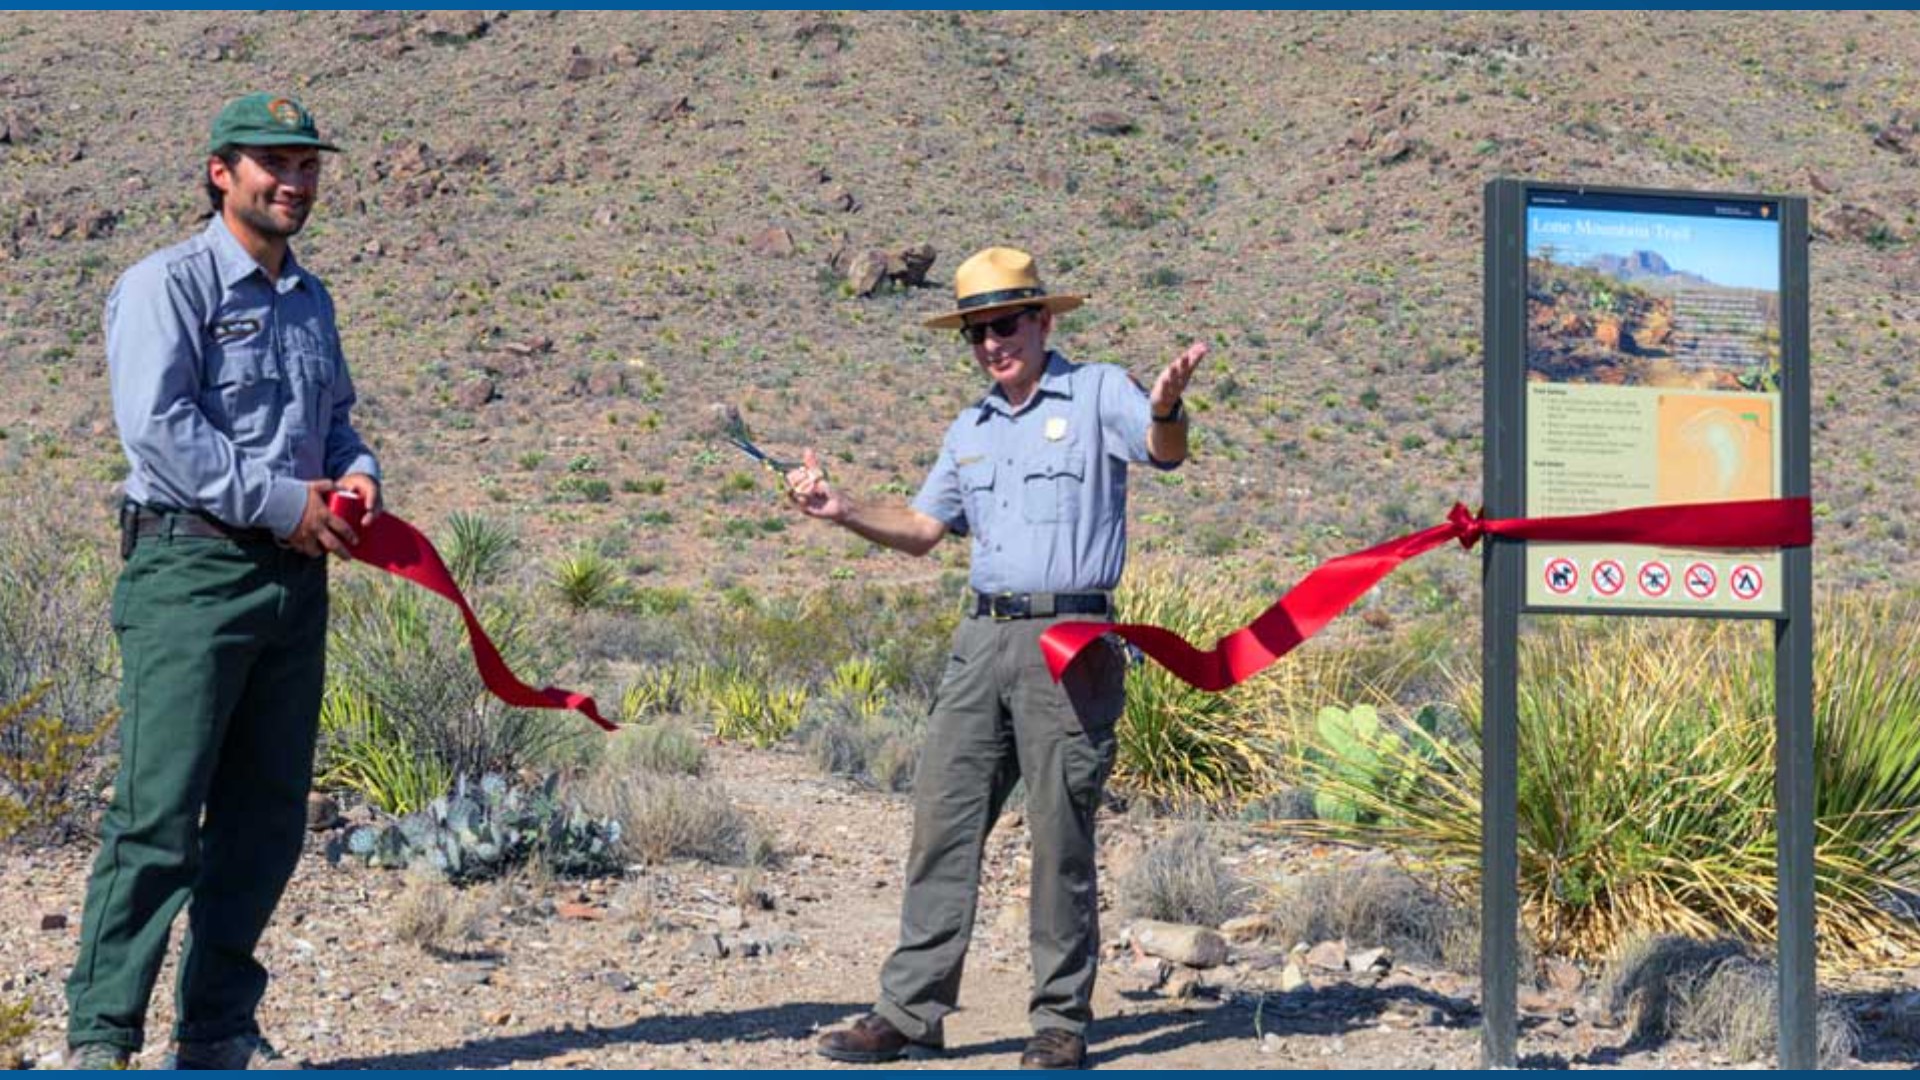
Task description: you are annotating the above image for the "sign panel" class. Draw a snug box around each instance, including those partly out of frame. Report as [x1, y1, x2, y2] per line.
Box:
[1519, 188, 1785, 614]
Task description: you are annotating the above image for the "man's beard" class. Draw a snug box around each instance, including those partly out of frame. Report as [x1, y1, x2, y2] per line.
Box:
[233, 201, 308, 239]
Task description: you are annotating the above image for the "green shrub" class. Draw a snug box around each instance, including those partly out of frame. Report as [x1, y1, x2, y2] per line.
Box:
[0, 995, 31, 1070]
[703, 668, 807, 748]
[549, 549, 624, 611]
[442, 511, 519, 590]
[1297, 594, 1920, 966]
[326, 578, 590, 785]
[317, 687, 452, 815]
[0, 682, 117, 843]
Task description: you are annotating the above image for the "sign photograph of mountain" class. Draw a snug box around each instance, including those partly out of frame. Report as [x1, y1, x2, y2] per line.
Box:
[1525, 199, 1781, 392]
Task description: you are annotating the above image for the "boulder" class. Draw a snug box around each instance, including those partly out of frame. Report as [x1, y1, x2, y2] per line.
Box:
[1128, 920, 1229, 969]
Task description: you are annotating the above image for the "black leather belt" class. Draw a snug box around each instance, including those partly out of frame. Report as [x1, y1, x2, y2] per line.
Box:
[971, 591, 1111, 620]
[126, 504, 274, 543]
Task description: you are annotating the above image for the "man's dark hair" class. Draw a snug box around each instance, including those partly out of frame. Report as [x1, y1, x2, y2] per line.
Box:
[203, 147, 240, 216]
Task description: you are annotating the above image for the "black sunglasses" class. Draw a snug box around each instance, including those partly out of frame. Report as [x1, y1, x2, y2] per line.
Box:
[959, 307, 1039, 345]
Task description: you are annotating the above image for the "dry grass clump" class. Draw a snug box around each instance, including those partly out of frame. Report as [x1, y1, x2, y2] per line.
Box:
[577, 770, 773, 868]
[1602, 934, 1857, 1068]
[391, 870, 490, 954]
[1261, 860, 1484, 972]
[1117, 824, 1252, 927]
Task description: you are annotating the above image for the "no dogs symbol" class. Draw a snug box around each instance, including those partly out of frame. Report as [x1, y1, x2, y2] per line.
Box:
[1543, 557, 1579, 595]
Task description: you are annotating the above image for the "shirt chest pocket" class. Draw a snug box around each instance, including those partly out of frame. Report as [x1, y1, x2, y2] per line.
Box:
[203, 345, 283, 445]
[957, 457, 997, 535]
[1021, 447, 1084, 525]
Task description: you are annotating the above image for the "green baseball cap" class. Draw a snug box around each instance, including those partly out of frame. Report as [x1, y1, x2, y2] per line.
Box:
[207, 92, 340, 155]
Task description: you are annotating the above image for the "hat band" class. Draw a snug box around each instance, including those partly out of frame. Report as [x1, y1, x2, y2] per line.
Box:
[956, 286, 1045, 311]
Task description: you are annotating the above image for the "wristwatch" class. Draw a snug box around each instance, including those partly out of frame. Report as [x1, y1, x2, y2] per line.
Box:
[1151, 398, 1185, 423]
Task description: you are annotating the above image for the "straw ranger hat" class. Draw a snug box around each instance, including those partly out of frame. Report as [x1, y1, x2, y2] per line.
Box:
[923, 246, 1087, 330]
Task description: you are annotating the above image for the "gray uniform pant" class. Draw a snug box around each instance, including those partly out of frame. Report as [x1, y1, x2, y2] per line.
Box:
[874, 614, 1125, 1044]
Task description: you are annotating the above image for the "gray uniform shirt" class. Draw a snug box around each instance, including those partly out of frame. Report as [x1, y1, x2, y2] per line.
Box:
[107, 216, 379, 538]
[911, 350, 1177, 594]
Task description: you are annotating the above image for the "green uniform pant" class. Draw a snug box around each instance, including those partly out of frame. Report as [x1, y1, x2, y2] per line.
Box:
[66, 531, 328, 1052]
[875, 614, 1125, 1044]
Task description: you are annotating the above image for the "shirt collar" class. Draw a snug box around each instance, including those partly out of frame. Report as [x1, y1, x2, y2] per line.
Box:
[204, 215, 308, 294]
[975, 350, 1073, 420]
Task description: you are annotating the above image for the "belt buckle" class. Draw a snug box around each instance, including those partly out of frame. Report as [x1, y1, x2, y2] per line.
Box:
[992, 592, 1028, 621]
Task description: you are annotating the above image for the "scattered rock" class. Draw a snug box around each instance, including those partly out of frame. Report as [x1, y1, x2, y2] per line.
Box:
[39, 912, 67, 932]
[1128, 920, 1229, 969]
[818, 186, 859, 214]
[1542, 957, 1584, 994]
[192, 26, 248, 62]
[1346, 946, 1391, 977]
[305, 793, 341, 832]
[748, 226, 795, 259]
[598, 970, 637, 992]
[346, 11, 409, 41]
[564, 48, 602, 82]
[687, 932, 728, 960]
[1220, 913, 1281, 945]
[609, 42, 655, 68]
[1278, 959, 1310, 993]
[1305, 939, 1348, 971]
[1086, 110, 1137, 135]
[454, 378, 497, 411]
[555, 900, 603, 921]
[1, 108, 39, 145]
[423, 11, 489, 43]
[1164, 967, 1204, 999]
[652, 96, 693, 123]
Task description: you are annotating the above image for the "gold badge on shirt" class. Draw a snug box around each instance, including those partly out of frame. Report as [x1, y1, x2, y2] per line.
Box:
[1044, 417, 1068, 442]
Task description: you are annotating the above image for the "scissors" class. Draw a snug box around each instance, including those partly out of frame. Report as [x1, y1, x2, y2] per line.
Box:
[713, 407, 813, 479]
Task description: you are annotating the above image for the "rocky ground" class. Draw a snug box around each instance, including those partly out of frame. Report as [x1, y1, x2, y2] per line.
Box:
[6, 743, 1920, 1071]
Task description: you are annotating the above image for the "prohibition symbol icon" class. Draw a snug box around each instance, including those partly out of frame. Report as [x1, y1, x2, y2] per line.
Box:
[1683, 561, 1719, 600]
[1638, 560, 1671, 598]
[1729, 563, 1764, 601]
[1591, 559, 1626, 597]
[1543, 557, 1579, 595]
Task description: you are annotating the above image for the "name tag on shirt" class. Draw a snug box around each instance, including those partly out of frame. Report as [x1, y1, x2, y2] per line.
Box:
[211, 318, 261, 344]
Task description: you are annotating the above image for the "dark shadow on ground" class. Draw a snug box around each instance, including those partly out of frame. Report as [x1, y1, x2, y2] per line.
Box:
[314, 1000, 865, 1070]
[1088, 982, 1480, 1067]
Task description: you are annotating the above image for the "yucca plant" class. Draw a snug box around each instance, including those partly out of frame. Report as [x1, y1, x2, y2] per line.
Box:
[317, 687, 453, 815]
[1295, 595, 1920, 967]
[548, 548, 623, 612]
[825, 657, 889, 720]
[702, 668, 808, 748]
[442, 510, 519, 591]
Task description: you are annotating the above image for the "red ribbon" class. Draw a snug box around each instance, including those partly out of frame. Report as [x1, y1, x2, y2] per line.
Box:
[329, 492, 615, 731]
[1041, 498, 1813, 692]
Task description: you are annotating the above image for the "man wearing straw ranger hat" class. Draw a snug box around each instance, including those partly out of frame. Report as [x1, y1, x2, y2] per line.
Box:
[788, 246, 1206, 1069]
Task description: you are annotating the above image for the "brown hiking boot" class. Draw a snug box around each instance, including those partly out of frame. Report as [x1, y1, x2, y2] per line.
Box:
[816, 1013, 937, 1064]
[1019, 1028, 1087, 1070]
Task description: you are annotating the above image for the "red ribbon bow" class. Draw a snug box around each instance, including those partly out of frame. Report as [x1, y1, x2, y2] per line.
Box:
[1041, 497, 1811, 692]
[329, 492, 615, 731]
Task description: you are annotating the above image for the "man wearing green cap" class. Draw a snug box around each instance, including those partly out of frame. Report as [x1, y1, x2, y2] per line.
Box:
[63, 91, 378, 1071]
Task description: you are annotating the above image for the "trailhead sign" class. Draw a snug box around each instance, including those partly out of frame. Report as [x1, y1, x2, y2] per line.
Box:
[1520, 188, 1784, 615]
